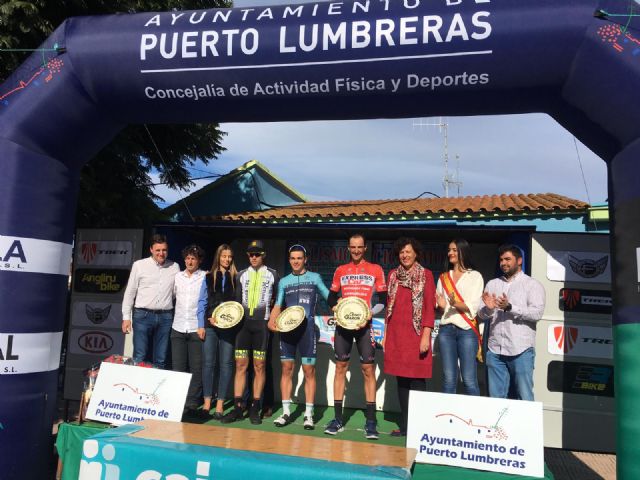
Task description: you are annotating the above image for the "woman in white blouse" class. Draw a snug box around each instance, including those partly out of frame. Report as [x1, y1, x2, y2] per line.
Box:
[171, 244, 207, 417]
[436, 239, 484, 395]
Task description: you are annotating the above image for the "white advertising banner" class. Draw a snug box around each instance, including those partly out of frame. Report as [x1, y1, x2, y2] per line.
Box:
[0, 332, 62, 374]
[71, 301, 123, 328]
[0, 236, 72, 275]
[407, 391, 544, 478]
[547, 251, 611, 283]
[75, 240, 133, 266]
[547, 324, 613, 359]
[86, 362, 191, 425]
[69, 328, 125, 357]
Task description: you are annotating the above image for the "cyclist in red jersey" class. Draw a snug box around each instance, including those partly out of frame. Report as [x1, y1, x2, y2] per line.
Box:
[325, 233, 387, 440]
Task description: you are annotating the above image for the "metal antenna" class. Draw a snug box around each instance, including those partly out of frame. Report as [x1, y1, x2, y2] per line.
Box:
[412, 117, 462, 197]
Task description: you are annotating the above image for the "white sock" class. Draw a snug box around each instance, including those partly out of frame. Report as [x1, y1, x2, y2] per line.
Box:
[282, 399, 292, 416]
[305, 403, 314, 417]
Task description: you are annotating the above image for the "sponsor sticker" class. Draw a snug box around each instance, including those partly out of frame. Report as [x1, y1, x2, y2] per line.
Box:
[547, 324, 613, 359]
[76, 241, 133, 266]
[69, 329, 124, 356]
[547, 361, 614, 397]
[0, 332, 62, 374]
[74, 269, 130, 294]
[71, 302, 123, 328]
[0, 236, 72, 276]
[547, 251, 611, 283]
[559, 288, 612, 314]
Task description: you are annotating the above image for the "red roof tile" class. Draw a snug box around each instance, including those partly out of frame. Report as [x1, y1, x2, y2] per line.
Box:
[200, 193, 589, 222]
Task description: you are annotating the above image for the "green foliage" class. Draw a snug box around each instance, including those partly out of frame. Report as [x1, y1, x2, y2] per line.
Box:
[0, 0, 232, 228]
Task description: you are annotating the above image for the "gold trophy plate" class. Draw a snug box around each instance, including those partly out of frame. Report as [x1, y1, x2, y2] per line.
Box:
[335, 297, 370, 330]
[211, 301, 244, 328]
[275, 306, 306, 333]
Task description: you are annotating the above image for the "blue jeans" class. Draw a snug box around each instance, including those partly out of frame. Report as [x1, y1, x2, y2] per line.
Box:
[202, 327, 235, 401]
[132, 308, 173, 369]
[437, 323, 480, 395]
[486, 348, 535, 401]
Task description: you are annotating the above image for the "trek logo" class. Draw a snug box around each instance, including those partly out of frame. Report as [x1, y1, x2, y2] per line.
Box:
[76, 241, 133, 267]
[80, 440, 212, 480]
[547, 324, 613, 359]
[78, 332, 114, 354]
[559, 288, 612, 314]
[568, 255, 608, 279]
[86, 304, 112, 325]
[82, 243, 98, 263]
[553, 326, 578, 353]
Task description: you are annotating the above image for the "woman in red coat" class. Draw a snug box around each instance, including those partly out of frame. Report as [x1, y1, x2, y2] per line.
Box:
[383, 237, 435, 436]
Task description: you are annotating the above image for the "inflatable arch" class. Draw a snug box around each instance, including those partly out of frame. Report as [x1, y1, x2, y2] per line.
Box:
[1, 0, 638, 477]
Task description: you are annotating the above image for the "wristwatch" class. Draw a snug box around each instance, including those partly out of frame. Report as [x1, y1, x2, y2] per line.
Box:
[504, 303, 512, 312]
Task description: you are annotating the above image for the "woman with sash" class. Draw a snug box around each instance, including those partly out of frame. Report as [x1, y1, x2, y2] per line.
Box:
[199, 244, 238, 419]
[383, 237, 435, 436]
[436, 238, 484, 395]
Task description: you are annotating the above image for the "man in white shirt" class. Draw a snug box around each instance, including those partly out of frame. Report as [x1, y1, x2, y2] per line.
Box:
[121, 234, 179, 369]
[478, 244, 546, 401]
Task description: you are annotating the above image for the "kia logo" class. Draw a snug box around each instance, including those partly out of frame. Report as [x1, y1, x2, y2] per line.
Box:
[553, 326, 579, 353]
[78, 331, 113, 354]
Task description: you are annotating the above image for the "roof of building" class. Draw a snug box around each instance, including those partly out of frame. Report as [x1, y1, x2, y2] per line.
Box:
[196, 193, 590, 223]
[163, 160, 308, 221]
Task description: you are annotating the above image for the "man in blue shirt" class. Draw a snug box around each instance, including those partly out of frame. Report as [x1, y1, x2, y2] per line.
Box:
[268, 244, 329, 430]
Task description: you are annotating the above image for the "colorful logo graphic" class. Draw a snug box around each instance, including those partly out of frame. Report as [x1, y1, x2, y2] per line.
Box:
[597, 23, 640, 55]
[436, 408, 509, 441]
[561, 289, 580, 310]
[0, 57, 64, 106]
[113, 378, 165, 406]
[568, 255, 608, 279]
[553, 325, 579, 353]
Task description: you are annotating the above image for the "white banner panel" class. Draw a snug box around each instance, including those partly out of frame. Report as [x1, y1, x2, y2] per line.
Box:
[71, 301, 123, 328]
[75, 240, 133, 267]
[547, 251, 611, 283]
[0, 236, 72, 276]
[69, 328, 125, 357]
[0, 332, 62, 374]
[547, 324, 613, 359]
[86, 363, 191, 425]
[407, 391, 544, 478]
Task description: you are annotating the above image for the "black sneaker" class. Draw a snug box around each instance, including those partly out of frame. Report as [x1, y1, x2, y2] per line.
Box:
[249, 404, 262, 425]
[221, 408, 243, 424]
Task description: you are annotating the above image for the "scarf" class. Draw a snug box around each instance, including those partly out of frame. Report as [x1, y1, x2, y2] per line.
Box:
[386, 262, 425, 335]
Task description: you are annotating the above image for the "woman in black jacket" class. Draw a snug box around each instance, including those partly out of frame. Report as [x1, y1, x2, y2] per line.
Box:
[201, 244, 238, 418]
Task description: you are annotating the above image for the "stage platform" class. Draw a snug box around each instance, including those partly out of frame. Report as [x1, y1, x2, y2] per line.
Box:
[56, 406, 554, 480]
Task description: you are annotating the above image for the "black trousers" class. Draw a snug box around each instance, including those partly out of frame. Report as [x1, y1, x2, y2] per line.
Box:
[397, 376, 427, 432]
[170, 329, 204, 408]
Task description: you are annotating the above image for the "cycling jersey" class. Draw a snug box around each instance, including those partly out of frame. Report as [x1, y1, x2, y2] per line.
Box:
[275, 271, 329, 363]
[236, 266, 279, 321]
[330, 260, 387, 305]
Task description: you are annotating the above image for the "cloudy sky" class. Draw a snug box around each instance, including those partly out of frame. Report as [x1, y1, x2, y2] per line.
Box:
[153, 0, 608, 208]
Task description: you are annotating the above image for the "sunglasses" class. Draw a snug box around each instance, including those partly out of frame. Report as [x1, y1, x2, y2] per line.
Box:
[248, 252, 263, 258]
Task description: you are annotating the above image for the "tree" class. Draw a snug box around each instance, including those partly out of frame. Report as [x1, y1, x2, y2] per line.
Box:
[0, 0, 232, 227]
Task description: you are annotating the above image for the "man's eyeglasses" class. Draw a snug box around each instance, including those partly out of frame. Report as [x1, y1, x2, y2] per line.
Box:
[248, 252, 263, 258]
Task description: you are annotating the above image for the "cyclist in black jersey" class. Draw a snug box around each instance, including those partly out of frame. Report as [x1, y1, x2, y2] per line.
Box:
[221, 240, 278, 425]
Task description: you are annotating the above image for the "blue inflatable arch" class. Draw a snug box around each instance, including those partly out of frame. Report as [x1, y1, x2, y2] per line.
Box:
[1, 0, 638, 477]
